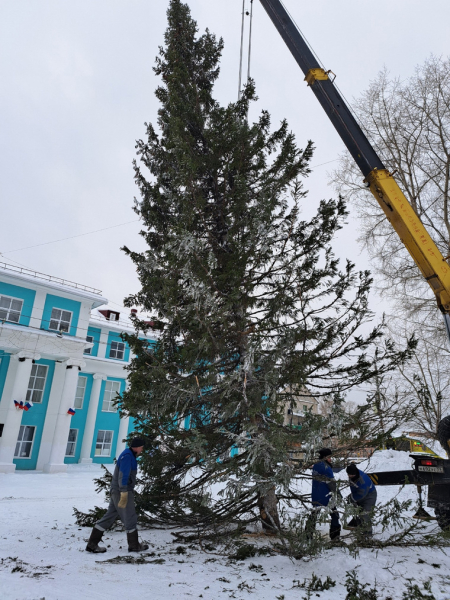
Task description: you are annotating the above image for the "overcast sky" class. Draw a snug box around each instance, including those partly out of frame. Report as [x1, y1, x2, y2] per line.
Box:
[1, 0, 450, 317]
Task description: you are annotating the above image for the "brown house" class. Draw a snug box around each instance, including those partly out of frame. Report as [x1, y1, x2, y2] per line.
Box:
[282, 386, 318, 428]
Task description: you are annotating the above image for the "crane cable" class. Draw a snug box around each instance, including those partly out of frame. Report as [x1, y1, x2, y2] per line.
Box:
[238, 0, 255, 100]
[237, 0, 246, 100]
[247, 0, 254, 83]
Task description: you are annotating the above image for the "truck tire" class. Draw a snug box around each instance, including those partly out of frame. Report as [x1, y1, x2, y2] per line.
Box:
[435, 507, 450, 531]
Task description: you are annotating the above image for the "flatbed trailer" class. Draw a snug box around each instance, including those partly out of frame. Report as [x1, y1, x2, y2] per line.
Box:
[369, 455, 450, 529]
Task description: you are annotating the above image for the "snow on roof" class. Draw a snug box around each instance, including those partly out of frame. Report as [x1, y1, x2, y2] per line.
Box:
[0, 262, 107, 306]
[90, 306, 159, 340]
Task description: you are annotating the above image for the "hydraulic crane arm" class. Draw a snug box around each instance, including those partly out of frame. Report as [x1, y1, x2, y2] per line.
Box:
[259, 0, 450, 315]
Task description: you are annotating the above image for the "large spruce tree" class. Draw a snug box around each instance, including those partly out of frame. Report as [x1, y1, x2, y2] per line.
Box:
[121, 0, 413, 533]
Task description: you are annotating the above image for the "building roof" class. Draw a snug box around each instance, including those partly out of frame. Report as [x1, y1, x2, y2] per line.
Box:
[89, 307, 159, 339]
[0, 262, 107, 307]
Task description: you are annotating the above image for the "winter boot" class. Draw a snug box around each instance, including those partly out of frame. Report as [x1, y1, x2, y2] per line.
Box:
[127, 530, 149, 552]
[330, 525, 341, 540]
[343, 517, 361, 530]
[86, 527, 107, 553]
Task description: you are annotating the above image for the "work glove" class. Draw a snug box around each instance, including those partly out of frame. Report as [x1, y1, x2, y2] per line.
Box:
[118, 491, 128, 509]
[327, 480, 337, 493]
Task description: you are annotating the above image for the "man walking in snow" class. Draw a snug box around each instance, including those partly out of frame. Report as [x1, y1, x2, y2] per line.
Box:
[86, 437, 149, 553]
[345, 463, 377, 536]
[306, 448, 341, 540]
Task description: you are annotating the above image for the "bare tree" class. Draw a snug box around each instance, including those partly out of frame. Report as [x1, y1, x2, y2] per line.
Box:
[386, 317, 450, 441]
[332, 56, 450, 321]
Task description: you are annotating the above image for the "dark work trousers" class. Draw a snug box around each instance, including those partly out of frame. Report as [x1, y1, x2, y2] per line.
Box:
[94, 490, 138, 533]
[306, 505, 340, 537]
[355, 488, 377, 535]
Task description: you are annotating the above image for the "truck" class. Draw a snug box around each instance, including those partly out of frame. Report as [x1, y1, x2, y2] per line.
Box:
[367, 413, 450, 529]
[257, 0, 450, 529]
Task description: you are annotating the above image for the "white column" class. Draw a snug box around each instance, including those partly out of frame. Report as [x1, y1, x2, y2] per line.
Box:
[116, 415, 130, 457]
[35, 362, 66, 471]
[78, 373, 106, 464]
[43, 358, 86, 474]
[115, 380, 130, 457]
[76, 301, 92, 339]
[0, 351, 41, 473]
[98, 330, 109, 359]
[29, 288, 47, 329]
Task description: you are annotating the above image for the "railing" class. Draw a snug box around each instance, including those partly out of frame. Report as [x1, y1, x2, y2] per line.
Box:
[0, 261, 102, 295]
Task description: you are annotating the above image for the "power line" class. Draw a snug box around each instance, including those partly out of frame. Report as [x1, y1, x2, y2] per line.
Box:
[311, 158, 339, 169]
[1, 219, 140, 254]
[2, 172, 336, 255]
[108, 299, 134, 311]
[1, 246, 139, 314]
[0, 315, 157, 354]
[0, 298, 151, 335]
[1, 254, 139, 314]
[0, 255, 40, 271]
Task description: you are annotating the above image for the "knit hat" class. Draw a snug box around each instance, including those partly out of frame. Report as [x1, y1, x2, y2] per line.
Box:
[318, 448, 332, 459]
[130, 437, 145, 448]
[346, 463, 359, 477]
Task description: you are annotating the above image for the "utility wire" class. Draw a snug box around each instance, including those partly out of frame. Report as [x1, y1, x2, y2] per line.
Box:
[0, 255, 40, 271]
[1, 219, 140, 254]
[1, 241, 139, 312]
[311, 158, 339, 169]
[0, 311, 157, 353]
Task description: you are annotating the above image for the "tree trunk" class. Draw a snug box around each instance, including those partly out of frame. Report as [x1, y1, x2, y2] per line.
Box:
[257, 487, 281, 532]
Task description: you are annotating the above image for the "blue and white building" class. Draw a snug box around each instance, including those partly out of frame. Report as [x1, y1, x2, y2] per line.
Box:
[0, 262, 156, 473]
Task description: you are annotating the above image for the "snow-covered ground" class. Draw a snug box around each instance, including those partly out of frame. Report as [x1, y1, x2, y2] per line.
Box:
[1, 452, 450, 600]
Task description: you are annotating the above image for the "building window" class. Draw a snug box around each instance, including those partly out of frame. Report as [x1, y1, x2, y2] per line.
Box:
[49, 308, 72, 333]
[0, 295, 23, 324]
[84, 335, 94, 355]
[109, 341, 125, 360]
[66, 429, 78, 456]
[14, 425, 35, 458]
[26, 364, 48, 404]
[102, 380, 121, 412]
[74, 376, 87, 409]
[95, 430, 113, 456]
[303, 405, 308, 412]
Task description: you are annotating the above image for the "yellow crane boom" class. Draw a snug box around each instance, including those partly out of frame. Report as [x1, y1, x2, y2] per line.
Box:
[259, 0, 450, 315]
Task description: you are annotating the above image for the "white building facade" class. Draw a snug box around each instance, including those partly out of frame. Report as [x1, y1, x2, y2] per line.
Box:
[0, 262, 155, 473]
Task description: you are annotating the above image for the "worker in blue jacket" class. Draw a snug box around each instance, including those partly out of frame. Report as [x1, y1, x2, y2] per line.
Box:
[345, 463, 377, 535]
[306, 448, 341, 540]
[86, 438, 149, 553]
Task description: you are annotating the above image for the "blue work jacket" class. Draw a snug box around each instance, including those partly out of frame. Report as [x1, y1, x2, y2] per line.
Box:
[311, 459, 336, 507]
[111, 448, 138, 493]
[349, 469, 375, 503]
